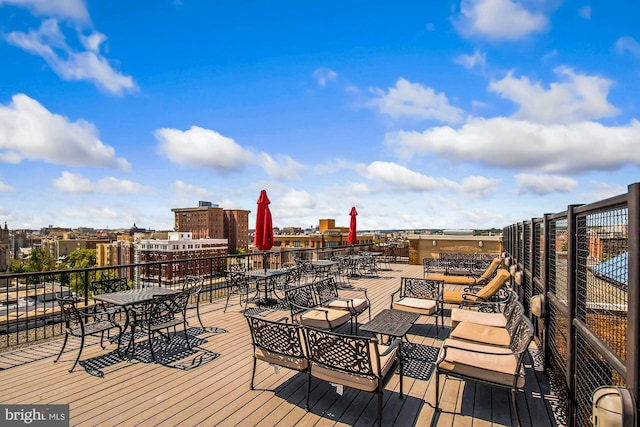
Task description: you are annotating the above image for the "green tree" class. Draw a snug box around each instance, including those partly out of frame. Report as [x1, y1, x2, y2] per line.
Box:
[10, 259, 25, 273]
[24, 247, 57, 273]
[60, 249, 97, 270]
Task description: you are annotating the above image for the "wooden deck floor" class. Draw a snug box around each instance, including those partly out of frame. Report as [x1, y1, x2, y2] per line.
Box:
[0, 263, 562, 426]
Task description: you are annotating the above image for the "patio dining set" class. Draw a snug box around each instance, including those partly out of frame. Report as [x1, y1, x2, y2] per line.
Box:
[53, 254, 532, 426]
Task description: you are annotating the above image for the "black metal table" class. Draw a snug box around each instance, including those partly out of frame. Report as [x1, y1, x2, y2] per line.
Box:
[360, 309, 420, 378]
[243, 269, 288, 307]
[93, 286, 180, 356]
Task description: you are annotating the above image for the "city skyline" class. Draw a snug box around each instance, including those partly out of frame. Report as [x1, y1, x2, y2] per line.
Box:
[1, 1, 639, 232]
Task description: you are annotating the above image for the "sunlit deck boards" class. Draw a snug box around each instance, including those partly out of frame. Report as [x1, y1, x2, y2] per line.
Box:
[0, 263, 560, 426]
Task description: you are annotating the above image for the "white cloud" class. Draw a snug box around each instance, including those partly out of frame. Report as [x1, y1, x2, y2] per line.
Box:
[386, 118, 640, 173]
[0, 0, 90, 23]
[489, 67, 619, 124]
[369, 78, 464, 124]
[614, 36, 640, 58]
[5, 20, 136, 95]
[0, 94, 131, 170]
[455, 0, 548, 40]
[515, 174, 577, 194]
[442, 175, 500, 198]
[257, 153, 304, 180]
[53, 171, 145, 193]
[360, 161, 441, 191]
[454, 49, 486, 70]
[584, 181, 627, 203]
[172, 180, 214, 198]
[53, 171, 92, 193]
[312, 67, 337, 87]
[155, 126, 251, 173]
[579, 5, 591, 20]
[0, 181, 15, 192]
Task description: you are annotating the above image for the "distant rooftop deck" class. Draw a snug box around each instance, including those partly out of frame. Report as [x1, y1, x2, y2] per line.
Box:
[0, 263, 560, 426]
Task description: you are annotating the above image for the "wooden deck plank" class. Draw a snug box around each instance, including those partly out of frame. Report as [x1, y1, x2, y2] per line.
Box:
[0, 263, 559, 426]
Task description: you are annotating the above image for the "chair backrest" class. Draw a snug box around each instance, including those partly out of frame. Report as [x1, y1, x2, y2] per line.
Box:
[313, 278, 339, 305]
[182, 276, 204, 294]
[509, 314, 535, 371]
[91, 277, 127, 296]
[400, 277, 443, 300]
[305, 326, 378, 379]
[57, 296, 83, 328]
[147, 289, 190, 325]
[284, 284, 317, 314]
[477, 258, 502, 283]
[245, 315, 306, 360]
[476, 269, 511, 300]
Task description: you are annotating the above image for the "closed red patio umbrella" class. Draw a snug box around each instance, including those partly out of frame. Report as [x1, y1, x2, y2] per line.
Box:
[254, 190, 274, 270]
[347, 207, 358, 245]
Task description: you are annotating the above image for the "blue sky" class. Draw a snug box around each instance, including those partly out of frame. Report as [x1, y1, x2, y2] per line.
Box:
[1, 0, 639, 232]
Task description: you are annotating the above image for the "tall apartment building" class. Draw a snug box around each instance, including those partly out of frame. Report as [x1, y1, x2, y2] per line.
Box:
[172, 201, 250, 254]
[0, 222, 9, 273]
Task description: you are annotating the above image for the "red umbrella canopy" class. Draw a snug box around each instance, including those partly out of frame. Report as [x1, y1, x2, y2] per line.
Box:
[347, 207, 358, 245]
[254, 190, 274, 251]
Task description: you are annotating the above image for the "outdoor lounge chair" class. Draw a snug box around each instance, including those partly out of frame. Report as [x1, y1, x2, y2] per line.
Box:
[442, 268, 511, 306]
[304, 326, 402, 427]
[284, 284, 353, 332]
[55, 296, 122, 373]
[244, 315, 309, 396]
[450, 290, 520, 329]
[390, 277, 443, 333]
[435, 314, 534, 427]
[313, 277, 370, 330]
[448, 302, 524, 347]
[425, 257, 502, 286]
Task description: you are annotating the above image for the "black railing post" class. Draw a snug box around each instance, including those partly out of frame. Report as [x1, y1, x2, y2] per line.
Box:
[566, 204, 579, 427]
[626, 183, 640, 408]
[543, 213, 552, 366]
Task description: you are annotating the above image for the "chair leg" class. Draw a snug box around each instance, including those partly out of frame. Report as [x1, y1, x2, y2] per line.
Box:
[70, 335, 84, 373]
[511, 389, 521, 427]
[305, 372, 311, 411]
[377, 389, 383, 427]
[196, 303, 205, 329]
[250, 357, 257, 390]
[435, 370, 440, 411]
[183, 320, 191, 349]
[148, 329, 156, 363]
[54, 333, 69, 363]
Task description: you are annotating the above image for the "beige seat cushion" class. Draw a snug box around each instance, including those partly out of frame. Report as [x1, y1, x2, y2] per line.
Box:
[295, 308, 351, 329]
[449, 322, 511, 347]
[311, 343, 397, 392]
[392, 297, 437, 315]
[256, 348, 308, 371]
[425, 274, 475, 285]
[437, 343, 524, 388]
[325, 298, 369, 313]
[450, 309, 508, 329]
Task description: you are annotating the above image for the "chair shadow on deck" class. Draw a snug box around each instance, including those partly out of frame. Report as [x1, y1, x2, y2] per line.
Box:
[77, 327, 225, 377]
[272, 373, 426, 426]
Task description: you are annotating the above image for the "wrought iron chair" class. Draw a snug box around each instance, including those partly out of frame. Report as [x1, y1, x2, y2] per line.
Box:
[55, 296, 122, 373]
[182, 275, 205, 329]
[224, 264, 253, 312]
[244, 315, 309, 395]
[284, 284, 352, 332]
[135, 289, 191, 363]
[442, 268, 511, 306]
[450, 290, 520, 329]
[313, 277, 370, 331]
[448, 302, 524, 347]
[390, 277, 444, 333]
[435, 314, 534, 427]
[304, 326, 402, 427]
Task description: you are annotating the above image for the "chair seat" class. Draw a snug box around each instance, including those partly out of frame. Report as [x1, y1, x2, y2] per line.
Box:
[392, 297, 438, 315]
[437, 344, 524, 388]
[294, 308, 351, 329]
[449, 322, 511, 347]
[324, 297, 369, 314]
[69, 319, 117, 337]
[425, 274, 476, 285]
[450, 309, 508, 329]
[256, 347, 309, 371]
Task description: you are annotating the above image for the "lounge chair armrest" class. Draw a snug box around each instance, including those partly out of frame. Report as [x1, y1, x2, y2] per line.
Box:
[457, 299, 500, 310]
[461, 293, 487, 302]
[379, 338, 401, 357]
[441, 342, 513, 357]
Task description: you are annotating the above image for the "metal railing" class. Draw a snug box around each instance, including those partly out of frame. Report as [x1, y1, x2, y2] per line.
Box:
[503, 182, 639, 427]
[0, 243, 393, 350]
